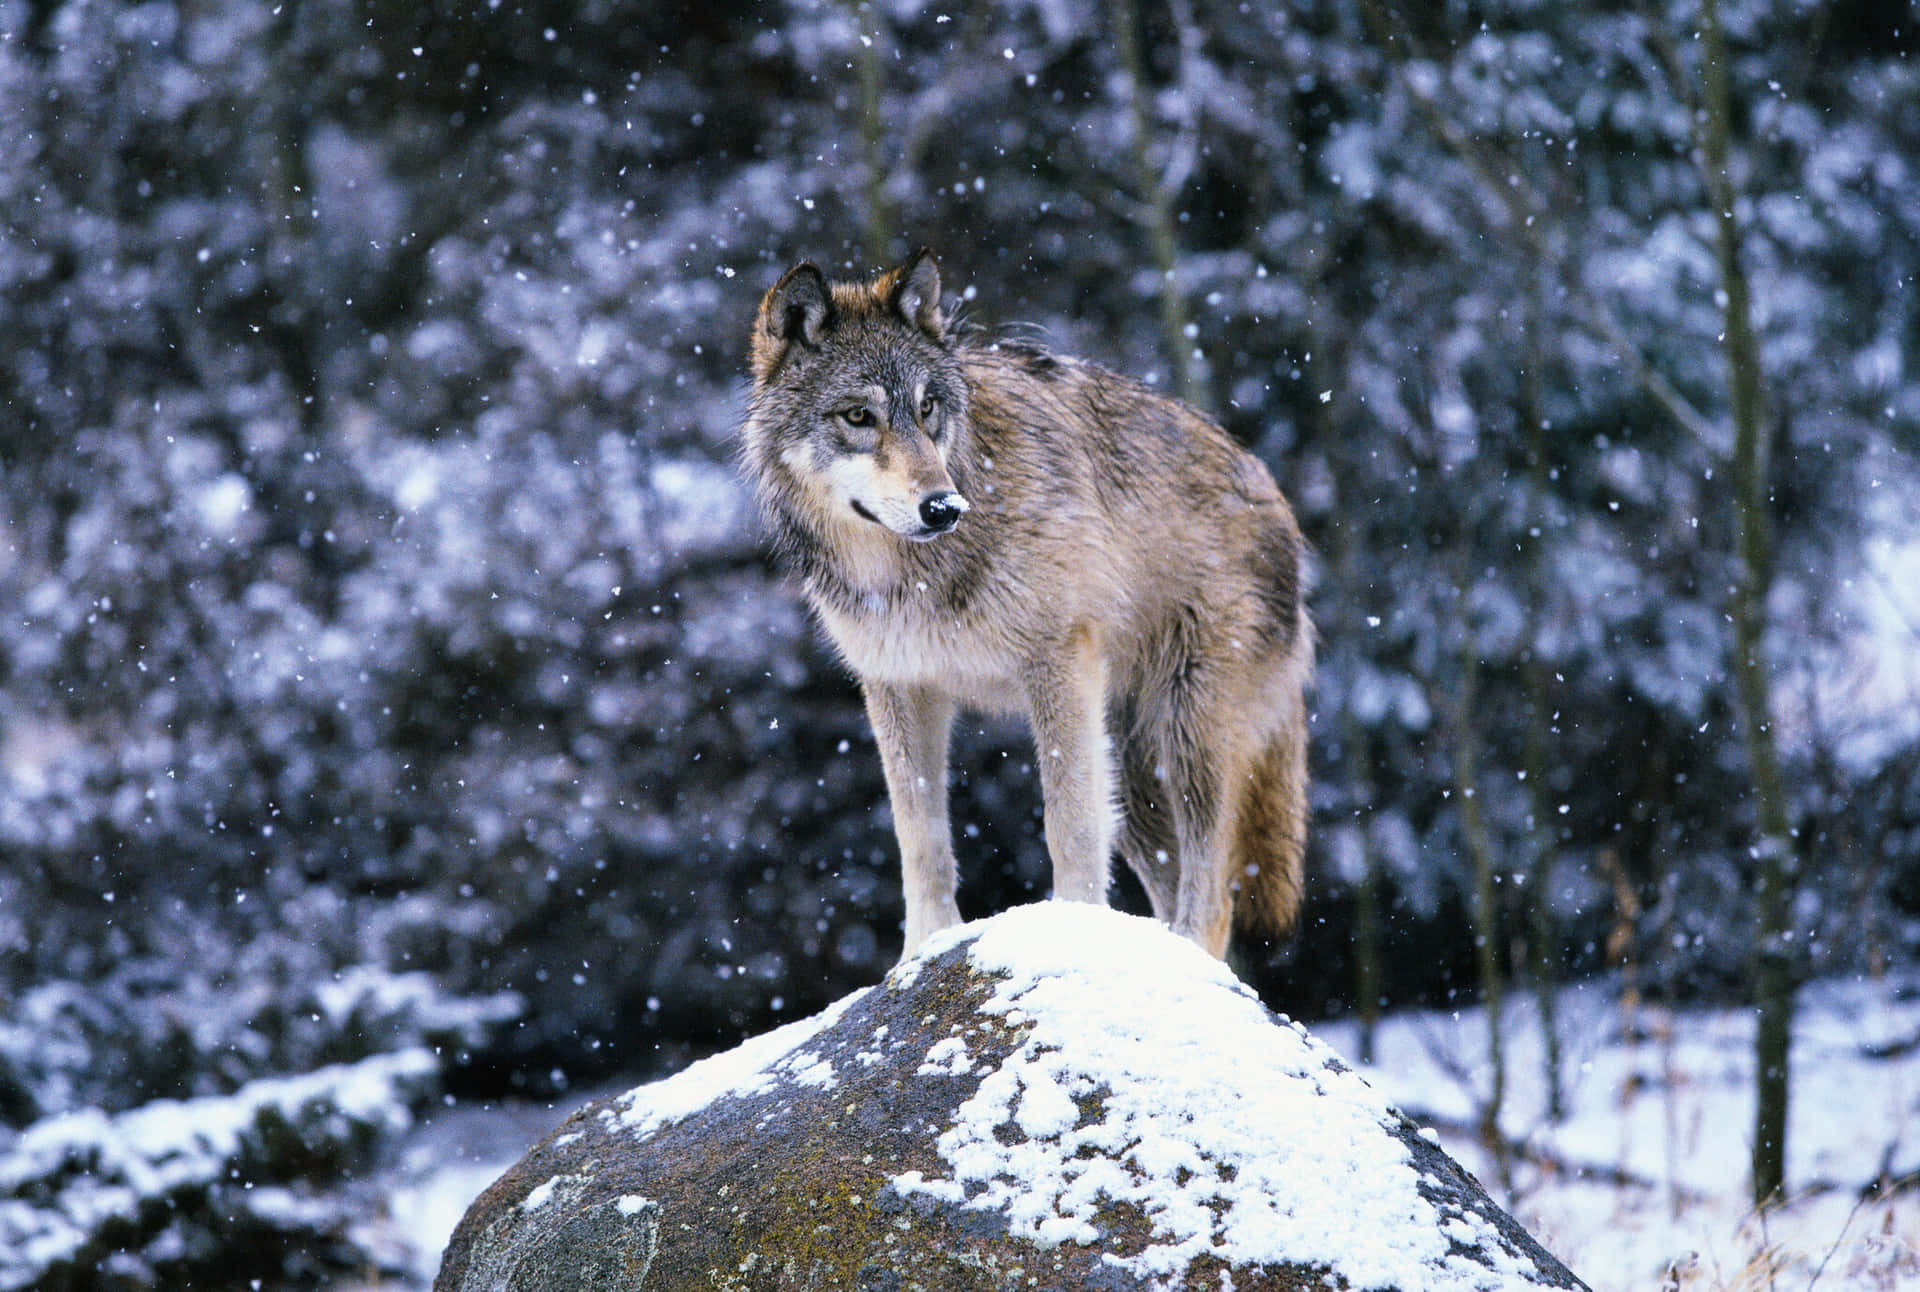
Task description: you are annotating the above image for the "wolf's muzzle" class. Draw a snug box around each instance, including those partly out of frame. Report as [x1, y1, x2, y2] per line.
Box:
[918, 491, 969, 534]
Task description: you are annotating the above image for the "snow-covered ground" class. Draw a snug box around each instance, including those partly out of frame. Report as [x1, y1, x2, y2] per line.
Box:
[1318, 974, 1920, 1290]
[375, 967, 1920, 1290]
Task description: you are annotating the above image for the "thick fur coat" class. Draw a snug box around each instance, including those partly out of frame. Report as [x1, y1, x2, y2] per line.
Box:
[742, 250, 1311, 958]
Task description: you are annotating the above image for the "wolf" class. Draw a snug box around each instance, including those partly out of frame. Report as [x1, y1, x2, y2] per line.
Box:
[741, 249, 1312, 959]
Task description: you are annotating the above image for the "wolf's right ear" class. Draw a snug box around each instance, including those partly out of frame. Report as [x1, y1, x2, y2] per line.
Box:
[888, 247, 946, 340]
[753, 262, 835, 379]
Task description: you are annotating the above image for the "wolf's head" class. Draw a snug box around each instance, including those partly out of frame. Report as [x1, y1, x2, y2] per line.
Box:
[744, 249, 971, 544]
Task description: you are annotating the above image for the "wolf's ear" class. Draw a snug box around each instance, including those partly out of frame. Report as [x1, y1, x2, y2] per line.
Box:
[754, 262, 835, 378]
[887, 247, 945, 340]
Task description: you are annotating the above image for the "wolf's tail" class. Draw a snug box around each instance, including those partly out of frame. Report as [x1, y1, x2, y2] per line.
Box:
[1230, 730, 1307, 936]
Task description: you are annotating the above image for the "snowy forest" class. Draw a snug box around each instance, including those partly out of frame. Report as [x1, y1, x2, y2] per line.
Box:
[1, 0, 1917, 1286]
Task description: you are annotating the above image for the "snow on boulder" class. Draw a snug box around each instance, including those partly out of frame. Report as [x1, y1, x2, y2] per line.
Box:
[434, 904, 1588, 1291]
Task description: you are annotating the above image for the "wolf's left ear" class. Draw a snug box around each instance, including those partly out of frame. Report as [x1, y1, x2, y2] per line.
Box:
[754, 261, 835, 379]
[888, 247, 945, 340]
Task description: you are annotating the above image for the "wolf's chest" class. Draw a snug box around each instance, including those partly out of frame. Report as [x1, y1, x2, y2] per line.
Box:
[810, 587, 1022, 704]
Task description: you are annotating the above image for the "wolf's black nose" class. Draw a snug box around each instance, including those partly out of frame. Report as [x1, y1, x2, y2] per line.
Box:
[918, 491, 968, 532]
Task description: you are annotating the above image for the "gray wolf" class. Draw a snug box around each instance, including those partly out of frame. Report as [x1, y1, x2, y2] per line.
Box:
[741, 249, 1312, 958]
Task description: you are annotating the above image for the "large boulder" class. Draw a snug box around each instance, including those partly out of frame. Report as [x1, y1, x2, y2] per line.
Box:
[435, 904, 1587, 1291]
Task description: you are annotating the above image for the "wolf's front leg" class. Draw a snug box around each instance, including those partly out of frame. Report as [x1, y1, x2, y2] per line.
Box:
[1024, 624, 1116, 907]
[863, 680, 962, 954]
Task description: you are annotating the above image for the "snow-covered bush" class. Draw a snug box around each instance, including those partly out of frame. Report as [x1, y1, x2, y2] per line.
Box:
[0, 945, 518, 1127]
[0, 1051, 438, 1291]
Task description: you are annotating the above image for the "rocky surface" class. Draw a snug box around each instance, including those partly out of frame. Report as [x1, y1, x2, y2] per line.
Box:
[435, 904, 1588, 1291]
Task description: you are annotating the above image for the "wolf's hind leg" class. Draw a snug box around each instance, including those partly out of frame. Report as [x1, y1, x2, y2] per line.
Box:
[1159, 701, 1252, 959]
[864, 681, 961, 954]
[1171, 793, 1241, 958]
[1117, 727, 1179, 923]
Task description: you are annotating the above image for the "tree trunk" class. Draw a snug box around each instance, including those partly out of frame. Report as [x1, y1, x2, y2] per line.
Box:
[1353, 820, 1384, 1067]
[1521, 299, 1566, 1123]
[848, 0, 894, 265]
[1522, 659, 1566, 1123]
[1697, 0, 1798, 1209]
[1338, 718, 1382, 1068]
[1108, 0, 1204, 408]
[1448, 645, 1508, 1185]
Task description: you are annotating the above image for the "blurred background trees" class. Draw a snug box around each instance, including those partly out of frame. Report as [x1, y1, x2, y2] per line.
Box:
[1, 0, 1917, 1251]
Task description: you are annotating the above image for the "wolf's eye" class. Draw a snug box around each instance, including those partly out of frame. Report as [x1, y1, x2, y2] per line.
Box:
[841, 406, 873, 427]
[919, 394, 938, 420]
